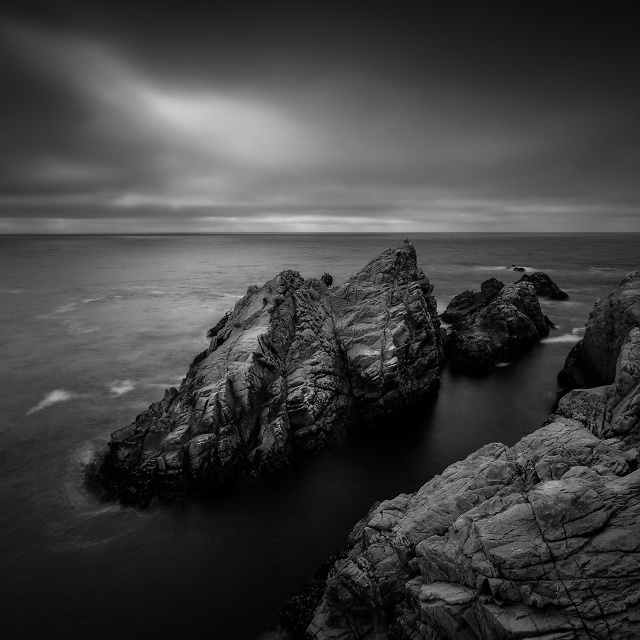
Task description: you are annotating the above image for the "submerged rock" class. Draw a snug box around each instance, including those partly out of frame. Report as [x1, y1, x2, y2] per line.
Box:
[86, 243, 443, 506]
[301, 272, 640, 640]
[517, 271, 569, 300]
[443, 281, 550, 371]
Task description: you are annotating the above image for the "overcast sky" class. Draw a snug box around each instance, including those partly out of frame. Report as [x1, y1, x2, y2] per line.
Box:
[1, 2, 639, 233]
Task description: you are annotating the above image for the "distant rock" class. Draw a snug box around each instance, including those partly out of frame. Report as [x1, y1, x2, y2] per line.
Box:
[440, 278, 504, 325]
[303, 272, 640, 640]
[517, 270, 569, 300]
[85, 243, 443, 507]
[443, 281, 550, 371]
[506, 264, 526, 271]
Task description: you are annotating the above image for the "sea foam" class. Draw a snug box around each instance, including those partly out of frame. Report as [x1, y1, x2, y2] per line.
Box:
[27, 389, 76, 415]
[540, 334, 582, 344]
[108, 380, 135, 395]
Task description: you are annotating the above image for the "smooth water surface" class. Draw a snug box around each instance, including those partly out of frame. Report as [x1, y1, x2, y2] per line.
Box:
[1, 233, 638, 639]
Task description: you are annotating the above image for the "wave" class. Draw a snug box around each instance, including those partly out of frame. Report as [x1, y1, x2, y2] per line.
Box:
[476, 265, 539, 272]
[82, 297, 104, 303]
[540, 334, 582, 344]
[0, 288, 21, 294]
[495, 362, 511, 367]
[108, 379, 136, 395]
[571, 327, 586, 335]
[53, 302, 78, 314]
[27, 389, 76, 415]
[589, 267, 625, 274]
[62, 318, 100, 335]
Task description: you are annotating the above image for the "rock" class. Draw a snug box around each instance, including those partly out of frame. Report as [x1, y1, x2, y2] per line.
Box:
[440, 278, 504, 325]
[444, 281, 550, 372]
[558, 272, 640, 389]
[516, 271, 569, 300]
[303, 272, 640, 640]
[86, 243, 443, 506]
[506, 264, 526, 272]
[321, 273, 333, 286]
[556, 273, 640, 449]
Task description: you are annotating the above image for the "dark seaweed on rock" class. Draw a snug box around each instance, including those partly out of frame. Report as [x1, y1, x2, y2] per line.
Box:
[86, 243, 444, 507]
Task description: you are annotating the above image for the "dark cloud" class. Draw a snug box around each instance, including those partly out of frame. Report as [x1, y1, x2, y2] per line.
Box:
[0, 2, 639, 232]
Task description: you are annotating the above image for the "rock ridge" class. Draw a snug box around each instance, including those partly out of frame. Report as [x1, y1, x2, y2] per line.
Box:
[86, 242, 444, 507]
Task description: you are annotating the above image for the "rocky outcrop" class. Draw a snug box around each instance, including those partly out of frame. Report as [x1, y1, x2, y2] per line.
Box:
[440, 278, 504, 325]
[303, 272, 640, 640]
[517, 271, 569, 300]
[85, 243, 443, 506]
[556, 272, 640, 449]
[443, 281, 551, 372]
[559, 272, 640, 389]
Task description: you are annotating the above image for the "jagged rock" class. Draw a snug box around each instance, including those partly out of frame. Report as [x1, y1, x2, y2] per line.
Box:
[506, 264, 526, 272]
[559, 272, 640, 389]
[517, 271, 569, 300]
[304, 272, 640, 640]
[86, 243, 443, 506]
[444, 281, 550, 372]
[556, 272, 640, 449]
[440, 278, 504, 325]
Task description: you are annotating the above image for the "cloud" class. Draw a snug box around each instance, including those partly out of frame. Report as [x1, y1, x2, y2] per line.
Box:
[0, 10, 639, 233]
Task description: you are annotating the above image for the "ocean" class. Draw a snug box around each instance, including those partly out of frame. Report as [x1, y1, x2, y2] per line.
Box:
[1, 233, 638, 639]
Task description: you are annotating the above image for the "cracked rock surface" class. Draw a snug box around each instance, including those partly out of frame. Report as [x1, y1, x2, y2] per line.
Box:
[443, 280, 551, 372]
[305, 273, 640, 640]
[85, 242, 443, 507]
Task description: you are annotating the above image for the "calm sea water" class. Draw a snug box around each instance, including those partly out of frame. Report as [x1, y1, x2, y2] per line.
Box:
[1, 233, 638, 639]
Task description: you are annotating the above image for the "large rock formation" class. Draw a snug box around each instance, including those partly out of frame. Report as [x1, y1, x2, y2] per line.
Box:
[443, 281, 551, 372]
[516, 271, 569, 300]
[302, 272, 640, 640]
[85, 242, 443, 506]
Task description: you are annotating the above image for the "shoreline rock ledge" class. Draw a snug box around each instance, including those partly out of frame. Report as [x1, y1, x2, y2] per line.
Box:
[298, 272, 640, 640]
[85, 242, 443, 507]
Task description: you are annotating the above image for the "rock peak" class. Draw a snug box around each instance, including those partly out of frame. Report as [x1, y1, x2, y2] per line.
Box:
[86, 244, 443, 507]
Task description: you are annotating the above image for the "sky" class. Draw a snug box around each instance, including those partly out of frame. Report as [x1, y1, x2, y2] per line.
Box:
[0, 2, 639, 233]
